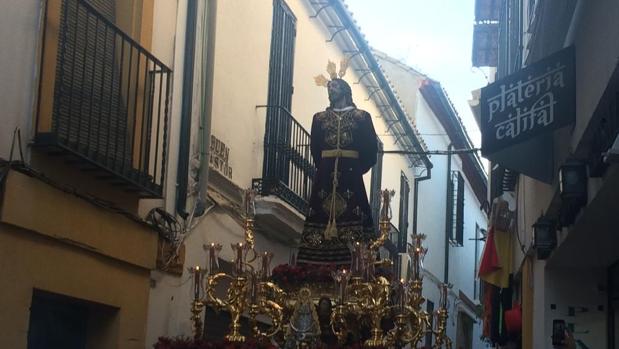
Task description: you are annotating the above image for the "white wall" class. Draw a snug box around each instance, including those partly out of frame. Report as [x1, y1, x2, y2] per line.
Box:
[377, 54, 489, 347]
[146, 207, 293, 346]
[0, 0, 43, 161]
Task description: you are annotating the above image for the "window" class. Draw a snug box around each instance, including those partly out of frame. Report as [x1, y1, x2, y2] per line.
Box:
[264, 0, 297, 183]
[370, 139, 384, 232]
[449, 171, 464, 246]
[398, 172, 410, 252]
[267, 0, 296, 112]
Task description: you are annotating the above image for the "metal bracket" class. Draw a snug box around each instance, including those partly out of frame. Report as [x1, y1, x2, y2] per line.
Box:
[345, 50, 362, 62]
[309, 2, 331, 18]
[353, 69, 372, 84]
[385, 119, 401, 133]
[364, 87, 382, 101]
[326, 25, 348, 42]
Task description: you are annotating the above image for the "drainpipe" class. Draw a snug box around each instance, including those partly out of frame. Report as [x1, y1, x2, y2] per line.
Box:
[444, 143, 453, 284]
[195, 0, 218, 216]
[175, 0, 199, 218]
[412, 165, 431, 235]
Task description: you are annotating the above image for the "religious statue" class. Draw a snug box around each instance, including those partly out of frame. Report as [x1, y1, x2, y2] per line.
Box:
[284, 288, 321, 348]
[297, 60, 378, 265]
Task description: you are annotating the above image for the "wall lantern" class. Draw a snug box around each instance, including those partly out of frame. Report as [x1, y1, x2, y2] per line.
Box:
[559, 159, 588, 203]
[533, 214, 556, 260]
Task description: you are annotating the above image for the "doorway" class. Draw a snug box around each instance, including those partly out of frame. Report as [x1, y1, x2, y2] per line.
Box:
[27, 290, 119, 349]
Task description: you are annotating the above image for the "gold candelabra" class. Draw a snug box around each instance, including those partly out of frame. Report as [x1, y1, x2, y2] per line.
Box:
[329, 190, 453, 348]
[430, 283, 453, 349]
[188, 188, 453, 348]
[190, 189, 285, 342]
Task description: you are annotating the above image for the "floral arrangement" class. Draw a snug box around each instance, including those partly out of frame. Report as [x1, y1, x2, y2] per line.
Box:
[270, 263, 394, 288]
[153, 337, 386, 349]
[270, 263, 338, 287]
[153, 337, 277, 349]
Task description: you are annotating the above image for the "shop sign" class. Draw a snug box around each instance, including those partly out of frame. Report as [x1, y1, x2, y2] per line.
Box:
[209, 135, 233, 179]
[481, 47, 575, 156]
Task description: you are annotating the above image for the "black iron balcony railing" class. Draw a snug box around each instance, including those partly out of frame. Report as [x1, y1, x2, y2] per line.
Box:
[253, 105, 315, 214]
[35, 0, 172, 197]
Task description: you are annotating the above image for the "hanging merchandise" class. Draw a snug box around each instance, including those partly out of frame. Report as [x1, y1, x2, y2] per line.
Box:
[504, 303, 522, 336]
[479, 194, 516, 288]
[491, 192, 516, 232]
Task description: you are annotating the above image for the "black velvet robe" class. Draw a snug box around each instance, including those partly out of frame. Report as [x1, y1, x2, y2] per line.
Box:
[297, 107, 378, 265]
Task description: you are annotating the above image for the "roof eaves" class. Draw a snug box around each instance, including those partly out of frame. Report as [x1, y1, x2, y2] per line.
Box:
[420, 80, 488, 201]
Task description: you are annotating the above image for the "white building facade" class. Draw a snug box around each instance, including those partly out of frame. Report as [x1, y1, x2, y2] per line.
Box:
[376, 51, 489, 349]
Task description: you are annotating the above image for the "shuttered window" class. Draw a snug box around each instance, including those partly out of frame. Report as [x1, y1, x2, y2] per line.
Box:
[370, 139, 384, 232]
[87, 0, 115, 19]
[54, 0, 129, 165]
[264, 0, 297, 184]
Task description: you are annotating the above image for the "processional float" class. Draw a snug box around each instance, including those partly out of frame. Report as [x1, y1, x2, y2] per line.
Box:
[189, 189, 452, 348]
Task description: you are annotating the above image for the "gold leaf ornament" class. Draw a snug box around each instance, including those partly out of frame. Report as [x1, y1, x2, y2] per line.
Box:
[314, 74, 329, 87]
[326, 60, 338, 80]
[338, 58, 349, 78]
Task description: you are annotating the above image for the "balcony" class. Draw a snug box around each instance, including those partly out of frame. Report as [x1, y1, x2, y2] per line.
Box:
[253, 106, 315, 214]
[252, 106, 314, 242]
[34, 0, 172, 197]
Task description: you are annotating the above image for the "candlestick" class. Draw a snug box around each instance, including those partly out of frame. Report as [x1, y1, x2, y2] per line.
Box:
[193, 266, 203, 300]
[351, 242, 362, 276]
[439, 283, 449, 309]
[250, 273, 259, 305]
[409, 234, 427, 281]
[207, 243, 222, 275]
[397, 278, 406, 312]
[244, 189, 256, 218]
[232, 242, 245, 275]
[260, 251, 273, 281]
[364, 250, 375, 282]
[380, 189, 392, 221]
[332, 269, 350, 304]
[412, 248, 420, 280]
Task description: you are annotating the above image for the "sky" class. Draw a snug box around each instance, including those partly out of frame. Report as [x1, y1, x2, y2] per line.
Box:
[345, 0, 489, 148]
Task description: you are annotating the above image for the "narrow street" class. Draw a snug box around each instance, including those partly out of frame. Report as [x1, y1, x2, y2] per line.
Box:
[0, 1, 617, 349]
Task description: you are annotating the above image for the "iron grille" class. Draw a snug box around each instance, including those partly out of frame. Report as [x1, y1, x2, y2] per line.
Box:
[253, 106, 314, 214]
[39, 0, 172, 197]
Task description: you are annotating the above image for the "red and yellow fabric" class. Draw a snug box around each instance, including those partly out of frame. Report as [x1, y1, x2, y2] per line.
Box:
[478, 226, 513, 288]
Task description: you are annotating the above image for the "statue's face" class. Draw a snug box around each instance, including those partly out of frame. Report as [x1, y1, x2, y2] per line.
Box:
[327, 80, 346, 103]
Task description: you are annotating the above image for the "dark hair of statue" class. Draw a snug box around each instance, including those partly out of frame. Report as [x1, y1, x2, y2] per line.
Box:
[328, 78, 356, 109]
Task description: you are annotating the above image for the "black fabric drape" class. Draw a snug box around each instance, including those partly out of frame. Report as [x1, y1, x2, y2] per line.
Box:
[298, 108, 377, 265]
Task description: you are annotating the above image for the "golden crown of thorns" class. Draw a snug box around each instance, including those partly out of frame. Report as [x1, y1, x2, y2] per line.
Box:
[313, 59, 349, 87]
